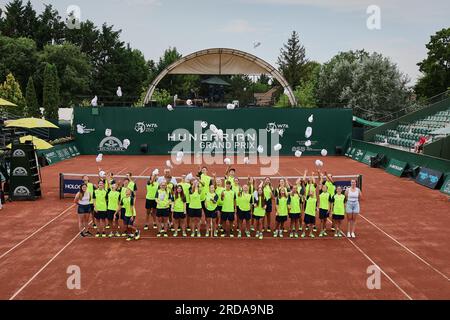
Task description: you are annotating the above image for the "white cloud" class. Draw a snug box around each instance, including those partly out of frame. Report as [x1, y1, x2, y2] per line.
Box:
[220, 19, 258, 33]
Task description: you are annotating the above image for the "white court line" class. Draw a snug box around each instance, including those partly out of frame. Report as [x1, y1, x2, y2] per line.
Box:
[83, 236, 342, 241]
[325, 218, 413, 300]
[0, 167, 128, 261]
[359, 214, 449, 281]
[9, 231, 80, 300]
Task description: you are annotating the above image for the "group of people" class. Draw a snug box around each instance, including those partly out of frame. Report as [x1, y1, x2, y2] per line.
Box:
[74, 166, 362, 241]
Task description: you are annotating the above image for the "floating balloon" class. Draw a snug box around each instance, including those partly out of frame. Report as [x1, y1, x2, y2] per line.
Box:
[244, 157, 250, 164]
[308, 115, 314, 123]
[152, 169, 159, 176]
[278, 129, 284, 137]
[98, 153, 103, 158]
[123, 139, 130, 149]
[224, 158, 231, 165]
[257, 145, 264, 153]
[76, 124, 84, 134]
[105, 129, 112, 137]
[186, 99, 193, 106]
[96, 157, 102, 163]
[305, 140, 312, 147]
[167, 104, 173, 111]
[226, 103, 235, 110]
[116, 86, 122, 97]
[91, 95, 98, 107]
[185, 173, 193, 181]
[166, 160, 173, 168]
[253, 41, 261, 48]
[201, 121, 208, 129]
[305, 127, 313, 139]
[295, 150, 302, 158]
[315, 160, 323, 167]
[210, 124, 218, 133]
[99, 170, 106, 178]
[274, 144, 282, 151]
[321, 149, 328, 157]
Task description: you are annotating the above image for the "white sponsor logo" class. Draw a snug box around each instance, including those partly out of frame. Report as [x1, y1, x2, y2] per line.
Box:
[12, 149, 26, 157]
[99, 136, 125, 152]
[135, 122, 158, 134]
[76, 124, 95, 135]
[12, 167, 28, 176]
[13, 186, 31, 197]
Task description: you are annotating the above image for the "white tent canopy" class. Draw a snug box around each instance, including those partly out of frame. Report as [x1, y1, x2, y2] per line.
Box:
[144, 48, 297, 106]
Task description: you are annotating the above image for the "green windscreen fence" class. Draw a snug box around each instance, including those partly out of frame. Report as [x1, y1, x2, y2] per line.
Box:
[440, 175, 450, 195]
[385, 158, 408, 177]
[73, 107, 352, 156]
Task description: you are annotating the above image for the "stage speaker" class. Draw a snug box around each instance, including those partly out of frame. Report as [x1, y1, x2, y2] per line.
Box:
[140, 144, 148, 153]
[335, 146, 343, 155]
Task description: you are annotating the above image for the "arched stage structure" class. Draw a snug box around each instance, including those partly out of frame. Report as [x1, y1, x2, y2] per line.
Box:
[143, 48, 297, 106]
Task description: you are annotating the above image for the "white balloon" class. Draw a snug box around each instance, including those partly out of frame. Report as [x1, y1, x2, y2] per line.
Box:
[295, 150, 302, 158]
[185, 173, 193, 181]
[123, 139, 130, 149]
[224, 158, 231, 165]
[315, 160, 323, 167]
[278, 129, 284, 137]
[274, 144, 282, 151]
[305, 140, 312, 147]
[209, 124, 218, 133]
[96, 157, 102, 163]
[105, 129, 112, 137]
[76, 124, 84, 134]
[91, 95, 98, 107]
[201, 121, 208, 129]
[321, 149, 328, 157]
[99, 170, 106, 178]
[98, 153, 103, 158]
[152, 169, 159, 176]
[176, 151, 184, 159]
[305, 127, 313, 139]
[244, 157, 250, 164]
[116, 86, 122, 97]
[308, 115, 314, 123]
[167, 104, 173, 111]
[186, 99, 193, 106]
[166, 160, 173, 168]
[257, 145, 264, 153]
[226, 103, 235, 110]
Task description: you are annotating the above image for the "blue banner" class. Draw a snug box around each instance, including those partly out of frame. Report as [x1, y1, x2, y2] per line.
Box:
[415, 167, 443, 189]
[63, 179, 83, 194]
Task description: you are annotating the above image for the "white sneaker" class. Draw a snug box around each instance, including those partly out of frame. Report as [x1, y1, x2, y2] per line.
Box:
[351, 232, 356, 238]
[347, 232, 351, 238]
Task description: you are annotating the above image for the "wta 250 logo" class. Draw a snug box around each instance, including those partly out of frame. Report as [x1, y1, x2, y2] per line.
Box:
[266, 122, 288, 137]
[134, 122, 158, 134]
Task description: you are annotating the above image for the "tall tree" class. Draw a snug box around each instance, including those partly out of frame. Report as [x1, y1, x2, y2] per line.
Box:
[0, 35, 38, 89]
[34, 4, 65, 49]
[25, 76, 40, 117]
[0, 0, 24, 37]
[415, 28, 450, 98]
[0, 72, 26, 115]
[42, 63, 60, 120]
[38, 43, 92, 107]
[277, 31, 308, 89]
[21, 0, 38, 39]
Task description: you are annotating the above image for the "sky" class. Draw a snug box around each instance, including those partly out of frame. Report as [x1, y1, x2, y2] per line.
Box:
[10, 0, 450, 85]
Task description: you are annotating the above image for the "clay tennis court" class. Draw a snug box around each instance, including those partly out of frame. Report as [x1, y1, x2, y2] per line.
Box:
[0, 155, 449, 300]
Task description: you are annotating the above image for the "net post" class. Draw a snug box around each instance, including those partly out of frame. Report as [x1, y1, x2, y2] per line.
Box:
[358, 174, 363, 191]
[59, 173, 64, 199]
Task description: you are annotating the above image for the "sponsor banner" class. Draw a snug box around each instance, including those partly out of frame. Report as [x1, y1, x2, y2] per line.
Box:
[362, 151, 378, 166]
[415, 167, 443, 189]
[385, 158, 407, 177]
[63, 179, 84, 194]
[12, 167, 28, 176]
[37, 142, 80, 166]
[440, 175, 450, 196]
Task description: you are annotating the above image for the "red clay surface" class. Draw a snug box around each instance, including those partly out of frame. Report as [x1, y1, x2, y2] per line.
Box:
[0, 155, 449, 300]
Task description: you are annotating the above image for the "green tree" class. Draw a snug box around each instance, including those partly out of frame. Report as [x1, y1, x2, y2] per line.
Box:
[277, 31, 308, 88]
[42, 63, 60, 120]
[415, 28, 450, 98]
[0, 0, 25, 37]
[0, 35, 38, 89]
[25, 76, 40, 117]
[0, 72, 26, 115]
[34, 4, 65, 49]
[37, 43, 92, 107]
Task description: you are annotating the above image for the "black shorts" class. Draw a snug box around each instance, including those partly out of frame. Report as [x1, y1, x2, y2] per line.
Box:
[265, 200, 272, 213]
[156, 208, 170, 218]
[276, 216, 288, 223]
[319, 208, 329, 220]
[221, 211, 235, 222]
[188, 208, 202, 218]
[173, 212, 186, 219]
[123, 216, 134, 226]
[289, 213, 300, 220]
[304, 215, 316, 225]
[253, 215, 264, 220]
[201, 201, 206, 211]
[205, 209, 218, 219]
[145, 199, 157, 209]
[333, 214, 345, 220]
[77, 204, 91, 214]
[217, 206, 222, 213]
[90, 204, 95, 213]
[95, 210, 107, 220]
[237, 210, 251, 221]
[107, 209, 117, 221]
